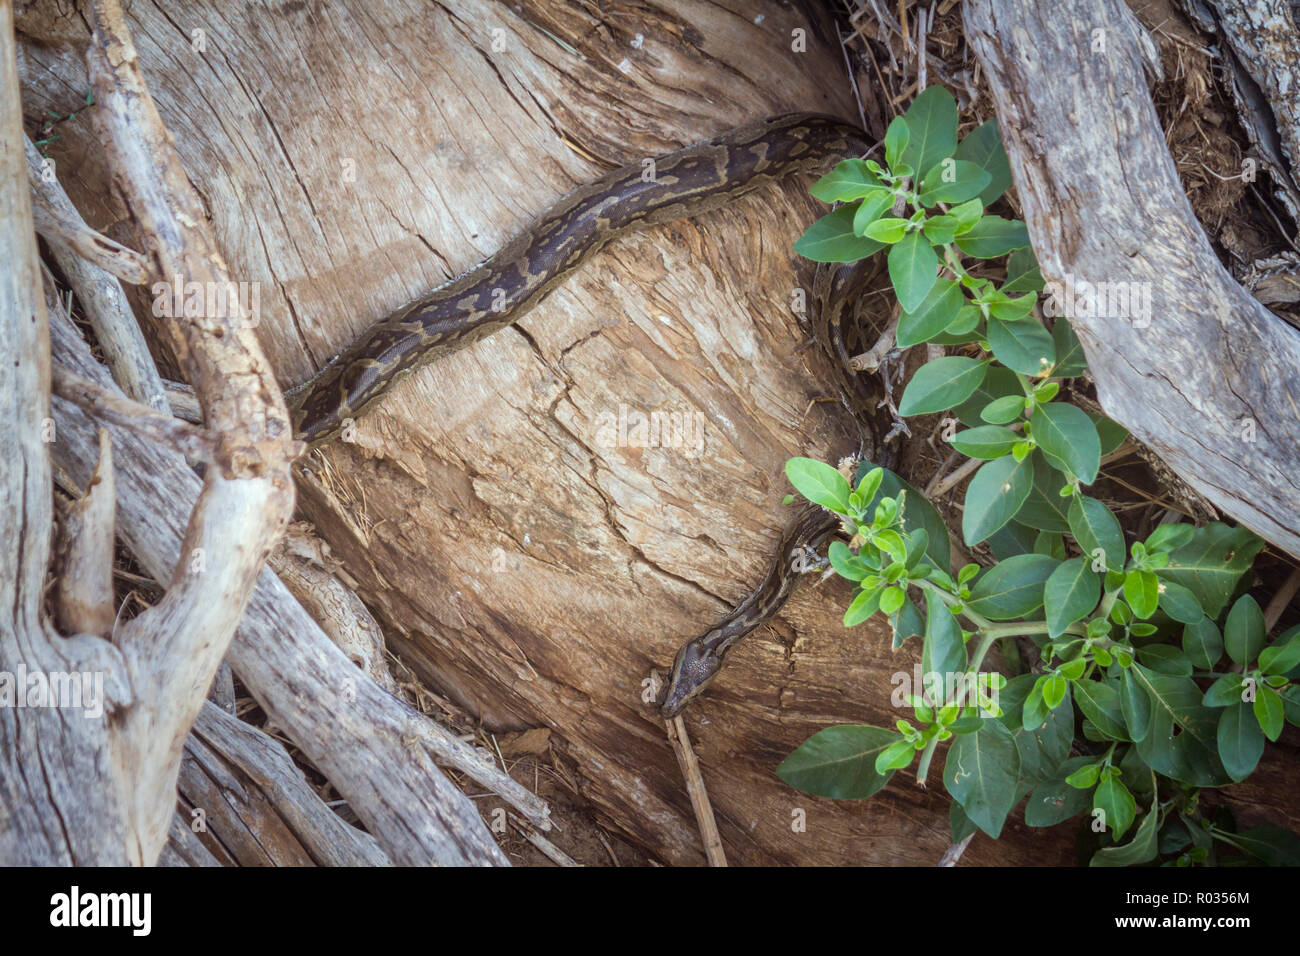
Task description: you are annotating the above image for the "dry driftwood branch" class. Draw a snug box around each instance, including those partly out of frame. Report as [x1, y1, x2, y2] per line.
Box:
[53, 428, 116, 639]
[48, 308, 517, 864]
[1205, 0, 1300, 176]
[51, 362, 217, 462]
[179, 701, 392, 866]
[27, 134, 168, 412]
[25, 134, 151, 285]
[665, 716, 727, 867]
[965, 0, 1300, 559]
[163, 380, 202, 422]
[54, 0, 300, 862]
[159, 812, 223, 867]
[0, 0, 148, 865]
[271, 525, 400, 694]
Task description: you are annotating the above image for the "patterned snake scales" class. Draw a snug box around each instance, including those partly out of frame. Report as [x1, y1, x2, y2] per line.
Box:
[285, 113, 893, 718]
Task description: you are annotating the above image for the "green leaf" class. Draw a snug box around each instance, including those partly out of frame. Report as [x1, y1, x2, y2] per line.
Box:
[943, 719, 1021, 838]
[898, 356, 988, 416]
[795, 206, 887, 262]
[1156, 524, 1265, 618]
[785, 457, 850, 512]
[855, 461, 952, 575]
[843, 587, 882, 626]
[863, 216, 909, 243]
[1093, 774, 1137, 841]
[888, 232, 939, 312]
[1254, 684, 1284, 741]
[952, 365, 1020, 427]
[1203, 674, 1247, 708]
[1183, 616, 1224, 670]
[1124, 569, 1160, 619]
[811, 159, 883, 202]
[954, 216, 1030, 258]
[949, 801, 978, 843]
[962, 454, 1035, 546]
[1025, 757, 1097, 826]
[900, 86, 958, 179]
[947, 198, 984, 234]
[809, 159, 882, 202]
[1146, 523, 1195, 553]
[1225, 594, 1265, 666]
[1048, 316, 1088, 377]
[1044, 557, 1100, 638]
[918, 159, 992, 206]
[1089, 412, 1128, 456]
[1136, 645, 1193, 677]
[884, 115, 910, 169]
[979, 395, 1026, 425]
[855, 466, 884, 503]
[1157, 580, 1205, 625]
[1218, 702, 1265, 781]
[1033, 530, 1066, 560]
[852, 189, 896, 237]
[875, 738, 916, 773]
[965, 553, 1058, 619]
[1031, 402, 1101, 484]
[1009, 454, 1068, 533]
[1068, 495, 1124, 572]
[1066, 763, 1100, 789]
[1260, 631, 1300, 675]
[879, 585, 906, 615]
[1041, 673, 1069, 710]
[987, 292, 1036, 322]
[1003, 247, 1045, 294]
[949, 424, 1020, 460]
[936, 305, 981, 342]
[1074, 680, 1128, 741]
[986, 521, 1038, 561]
[1120, 668, 1151, 743]
[997, 674, 1072, 783]
[1229, 825, 1300, 866]
[828, 540, 867, 581]
[986, 317, 1056, 378]
[922, 214, 959, 246]
[921, 590, 967, 692]
[1130, 666, 1230, 786]
[891, 596, 925, 649]
[1090, 806, 1159, 867]
[1022, 679, 1050, 731]
[897, 278, 965, 347]
[776, 725, 899, 798]
[952, 119, 1013, 205]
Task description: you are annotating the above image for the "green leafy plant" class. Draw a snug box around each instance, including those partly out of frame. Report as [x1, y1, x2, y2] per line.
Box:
[776, 86, 1295, 866]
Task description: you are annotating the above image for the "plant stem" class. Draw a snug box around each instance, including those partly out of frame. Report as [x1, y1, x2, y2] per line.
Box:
[915, 737, 940, 787]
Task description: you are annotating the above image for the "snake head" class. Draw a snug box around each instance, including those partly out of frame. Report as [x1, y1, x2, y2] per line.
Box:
[660, 640, 723, 718]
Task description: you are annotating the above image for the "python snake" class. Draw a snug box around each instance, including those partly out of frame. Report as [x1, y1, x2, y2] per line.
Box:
[285, 113, 891, 717]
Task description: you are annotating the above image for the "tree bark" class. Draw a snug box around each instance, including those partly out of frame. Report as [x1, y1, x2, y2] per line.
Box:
[964, 0, 1300, 559]
[20, 0, 1300, 865]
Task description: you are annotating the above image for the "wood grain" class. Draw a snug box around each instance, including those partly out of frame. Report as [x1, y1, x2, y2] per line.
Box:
[18, 0, 1088, 864]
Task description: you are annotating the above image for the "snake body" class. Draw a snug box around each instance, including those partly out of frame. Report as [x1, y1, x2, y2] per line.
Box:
[287, 113, 868, 443]
[287, 113, 883, 715]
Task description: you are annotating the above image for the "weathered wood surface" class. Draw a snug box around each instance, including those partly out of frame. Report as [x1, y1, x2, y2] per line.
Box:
[965, 0, 1300, 560]
[17, 0, 1087, 864]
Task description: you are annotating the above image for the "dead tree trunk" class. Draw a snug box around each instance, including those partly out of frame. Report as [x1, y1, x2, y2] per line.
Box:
[965, 0, 1300, 559]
